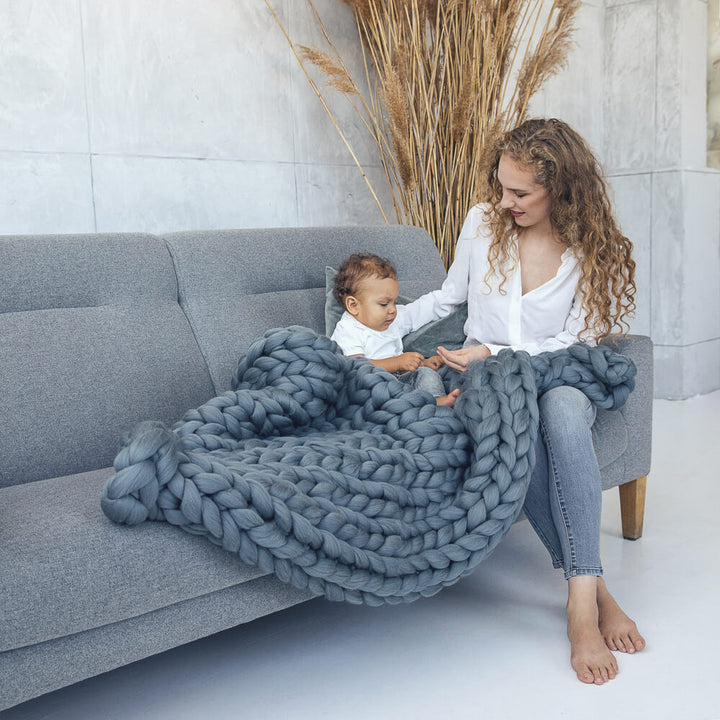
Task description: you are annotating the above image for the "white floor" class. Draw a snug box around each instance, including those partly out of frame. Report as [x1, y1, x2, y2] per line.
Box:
[4, 392, 720, 720]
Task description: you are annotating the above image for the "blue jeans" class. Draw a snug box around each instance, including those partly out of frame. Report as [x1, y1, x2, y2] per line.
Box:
[397, 366, 446, 398]
[523, 385, 603, 579]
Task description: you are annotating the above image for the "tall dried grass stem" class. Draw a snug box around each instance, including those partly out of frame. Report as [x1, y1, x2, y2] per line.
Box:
[267, 0, 578, 268]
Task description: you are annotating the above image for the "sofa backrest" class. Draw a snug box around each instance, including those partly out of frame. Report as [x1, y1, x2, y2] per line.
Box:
[0, 234, 215, 488]
[164, 226, 447, 392]
[0, 226, 447, 488]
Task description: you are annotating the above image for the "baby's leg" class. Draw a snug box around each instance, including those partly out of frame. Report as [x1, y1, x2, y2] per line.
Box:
[436, 389, 460, 406]
[411, 367, 446, 397]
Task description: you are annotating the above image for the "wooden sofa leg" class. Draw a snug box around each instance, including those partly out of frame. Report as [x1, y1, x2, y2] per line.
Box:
[619, 475, 647, 540]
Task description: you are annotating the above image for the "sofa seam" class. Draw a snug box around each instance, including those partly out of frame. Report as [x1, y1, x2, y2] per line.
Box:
[161, 237, 221, 395]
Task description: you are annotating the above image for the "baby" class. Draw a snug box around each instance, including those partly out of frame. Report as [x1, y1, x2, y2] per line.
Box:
[330, 252, 459, 407]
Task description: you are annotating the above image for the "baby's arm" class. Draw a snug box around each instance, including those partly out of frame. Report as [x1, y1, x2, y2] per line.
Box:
[332, 314, 431, 373]
[366, 352, 425, 373]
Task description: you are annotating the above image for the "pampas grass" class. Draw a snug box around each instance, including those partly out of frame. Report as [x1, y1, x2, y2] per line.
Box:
[266, 0, 579, 268]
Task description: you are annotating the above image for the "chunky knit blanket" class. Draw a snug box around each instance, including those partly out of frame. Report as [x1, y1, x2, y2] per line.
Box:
[101, 327, 635, 605]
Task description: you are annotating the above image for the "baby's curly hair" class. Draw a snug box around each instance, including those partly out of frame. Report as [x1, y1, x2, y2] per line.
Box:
[332, 252, 397, 310]
[481, 118, 636, 340]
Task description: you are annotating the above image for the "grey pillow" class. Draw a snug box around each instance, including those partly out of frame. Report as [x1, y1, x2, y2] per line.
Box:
[324, 266, 343, 336]
[324, 265, 467, 355]
[401, 303, 468, 357]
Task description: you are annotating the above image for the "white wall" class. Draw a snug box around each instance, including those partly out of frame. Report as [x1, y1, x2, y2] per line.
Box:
[601, 0, 719, 398]
[0, 0, 391, 235]
[0, 0, 717, 397]
[708, 0, 720, 168]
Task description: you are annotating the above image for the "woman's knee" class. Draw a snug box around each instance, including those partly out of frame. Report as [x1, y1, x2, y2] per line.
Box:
[538, 386, 596, 431]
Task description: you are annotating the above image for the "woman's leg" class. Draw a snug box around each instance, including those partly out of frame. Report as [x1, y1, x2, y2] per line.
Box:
[523, 386, 643, 684]
[566, 575, 618, 684]
[523, 386, 602, 579]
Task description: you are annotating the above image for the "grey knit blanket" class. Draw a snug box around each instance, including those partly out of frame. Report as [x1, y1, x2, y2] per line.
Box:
[101, 326, 635, 605]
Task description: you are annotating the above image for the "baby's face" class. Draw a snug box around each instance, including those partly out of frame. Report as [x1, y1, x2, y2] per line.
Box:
[348, 275, 400, 332]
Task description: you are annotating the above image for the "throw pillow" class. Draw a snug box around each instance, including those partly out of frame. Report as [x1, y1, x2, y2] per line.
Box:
[401, 302, 468, 357]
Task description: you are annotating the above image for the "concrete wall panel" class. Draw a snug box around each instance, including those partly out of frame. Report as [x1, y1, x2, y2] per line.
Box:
[82, 0, 294, 163]
[604, 1, 657, 172]
[0, 152, 94, 235]
[529, 2, 605, 155]
[295, 163, 393, 227]
[0, 0, 88, 153]
[92, 155, 297, 233]
[608, 172, 653, 337]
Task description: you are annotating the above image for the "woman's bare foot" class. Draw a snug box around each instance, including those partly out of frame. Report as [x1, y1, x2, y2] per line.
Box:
[436, 389, 461, 407]
[597, 578, 646, 654]
[567, 576, 619, 685]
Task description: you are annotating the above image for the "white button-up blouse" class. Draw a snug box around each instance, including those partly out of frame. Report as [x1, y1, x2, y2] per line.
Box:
[404, 204, 593, 355]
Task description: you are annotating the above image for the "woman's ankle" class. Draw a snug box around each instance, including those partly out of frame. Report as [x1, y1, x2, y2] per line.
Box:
[567, 574, 600, 608]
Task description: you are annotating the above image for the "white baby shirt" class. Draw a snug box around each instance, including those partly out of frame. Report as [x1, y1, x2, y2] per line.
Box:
[331, 307, 414, 359]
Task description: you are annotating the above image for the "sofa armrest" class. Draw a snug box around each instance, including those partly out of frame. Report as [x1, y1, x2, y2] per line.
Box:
[600, 334, 654, 484]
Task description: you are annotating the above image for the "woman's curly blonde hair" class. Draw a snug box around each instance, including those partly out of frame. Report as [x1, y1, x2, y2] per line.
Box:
[482, 118, 636, 340]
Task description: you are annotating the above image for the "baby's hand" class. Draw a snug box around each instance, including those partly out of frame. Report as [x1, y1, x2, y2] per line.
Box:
[420, 355, 443, 370]
[396, 352, 424, 372]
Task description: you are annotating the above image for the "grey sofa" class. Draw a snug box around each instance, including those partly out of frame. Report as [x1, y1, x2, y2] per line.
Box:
[0, 226, 652, 711]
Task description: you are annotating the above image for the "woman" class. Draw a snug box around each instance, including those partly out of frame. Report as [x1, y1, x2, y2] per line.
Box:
[404, 118, 645, 684]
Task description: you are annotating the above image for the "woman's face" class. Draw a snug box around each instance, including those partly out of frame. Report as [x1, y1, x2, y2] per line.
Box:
[497, 154, 552, 232]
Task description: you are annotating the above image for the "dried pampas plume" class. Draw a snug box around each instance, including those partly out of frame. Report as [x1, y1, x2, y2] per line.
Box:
[266, 0, 580, 269]
[298, 46, 358, 94]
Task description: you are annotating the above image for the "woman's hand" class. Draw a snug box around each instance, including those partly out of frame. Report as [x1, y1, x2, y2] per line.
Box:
[436, 344, 490, 372]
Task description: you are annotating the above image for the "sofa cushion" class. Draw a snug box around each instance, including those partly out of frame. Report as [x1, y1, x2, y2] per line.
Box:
[0, 573, 314, 711]
[0, 234, 216, 488]
[0, 467, 284, 653]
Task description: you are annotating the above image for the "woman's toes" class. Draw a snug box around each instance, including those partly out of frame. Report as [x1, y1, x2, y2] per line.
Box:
[613, 635, 629, 653]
